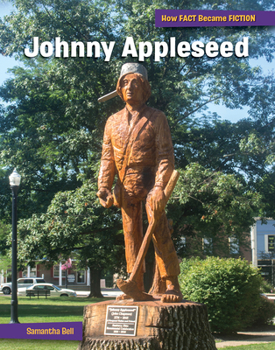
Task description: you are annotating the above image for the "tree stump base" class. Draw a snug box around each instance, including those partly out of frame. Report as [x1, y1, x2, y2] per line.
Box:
[78, 298, 217, 350]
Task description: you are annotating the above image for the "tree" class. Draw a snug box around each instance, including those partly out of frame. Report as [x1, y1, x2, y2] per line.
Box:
[0, 221, 11, 256]
[170, 163, 261, 256]
[0, 255, 11, 277]
[16, 178, 125, 297]
[0, 0, 275, 288]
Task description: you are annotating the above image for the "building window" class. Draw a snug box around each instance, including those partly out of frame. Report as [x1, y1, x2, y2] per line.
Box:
[53, 265, 66, 278]
[229, 237, 239, 254]
[264, 235, 275, 253]
[266, 235, 275, 253]
[203, 238, 212, 254]
[22, 267, 36, 277]
[177, 236, 186, 253]
[77, 270, 85, 284]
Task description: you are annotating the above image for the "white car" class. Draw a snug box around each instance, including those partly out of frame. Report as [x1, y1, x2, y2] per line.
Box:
[1, 277, 45, 295]
[18, 283, 77, 297]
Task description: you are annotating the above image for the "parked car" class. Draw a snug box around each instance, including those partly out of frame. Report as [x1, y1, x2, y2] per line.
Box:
[18, 283, 77, 297]
[1, 277, 45, 295]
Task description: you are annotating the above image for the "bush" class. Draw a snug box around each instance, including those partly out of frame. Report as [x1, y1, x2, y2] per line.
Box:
[260, 279, 274, 293]
[179, 257, 263, 334]
[253, 295, 275, 326]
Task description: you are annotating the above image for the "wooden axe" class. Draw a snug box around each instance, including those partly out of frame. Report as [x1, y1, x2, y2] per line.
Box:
[116, 170, 180, 301]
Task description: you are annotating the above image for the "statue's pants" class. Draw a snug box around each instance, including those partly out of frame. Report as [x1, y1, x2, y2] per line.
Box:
[120, 188, 180, 279]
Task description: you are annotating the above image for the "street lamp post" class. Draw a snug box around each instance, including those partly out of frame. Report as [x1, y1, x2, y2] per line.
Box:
[9, 169, 21, 324]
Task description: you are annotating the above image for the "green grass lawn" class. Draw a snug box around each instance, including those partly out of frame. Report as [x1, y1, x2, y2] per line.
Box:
[221, 344, 275, 349]
[0, 339, 79, 350]
[1, 296, 275, 350]
[0, 295, 111, 350]
[0, 295, 109, 323]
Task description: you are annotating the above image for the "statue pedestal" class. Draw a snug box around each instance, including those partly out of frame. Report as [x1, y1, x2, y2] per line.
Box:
[78, 298, 217, 350]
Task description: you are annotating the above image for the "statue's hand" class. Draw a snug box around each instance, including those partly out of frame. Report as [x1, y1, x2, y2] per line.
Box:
[97, 188, 114, 208]
[149, 187, 166, 218]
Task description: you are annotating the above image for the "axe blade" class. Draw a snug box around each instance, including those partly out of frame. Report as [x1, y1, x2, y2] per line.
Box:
[116, 278, 155, 301]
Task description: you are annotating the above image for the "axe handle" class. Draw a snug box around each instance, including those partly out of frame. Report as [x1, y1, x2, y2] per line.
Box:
[98, 90, 118, 103]
[129, 170, 180, 283]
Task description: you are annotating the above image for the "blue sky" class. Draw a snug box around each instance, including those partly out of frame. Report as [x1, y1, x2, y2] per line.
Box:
[0, 2, 275, 123]
[0, 2, 19, 82]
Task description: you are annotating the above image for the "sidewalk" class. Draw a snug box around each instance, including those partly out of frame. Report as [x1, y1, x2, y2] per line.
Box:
[0, 287, 124, 298]
[76, 288, 123, 298]
[215, 326, 275, 348]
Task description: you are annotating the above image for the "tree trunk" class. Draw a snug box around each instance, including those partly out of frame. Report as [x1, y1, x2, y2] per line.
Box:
[88, 268, 103, 298]
[78, 299, 217, 350]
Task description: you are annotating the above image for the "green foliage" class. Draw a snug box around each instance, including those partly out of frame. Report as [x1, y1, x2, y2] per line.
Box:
[252, 296, 275, 326]
[179, 257, 263, 333]
[14, 176, 125, 295]
[259, 279, 274, 293]
[170, 164, 260, 257]
[0, 255, 11, 274]
[254, 172, 275, 218]
[0, 220, 11, 255]
[16, 178, 124, 273]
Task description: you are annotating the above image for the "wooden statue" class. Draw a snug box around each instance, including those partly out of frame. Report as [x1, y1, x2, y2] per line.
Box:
[97, 63, 182, 303]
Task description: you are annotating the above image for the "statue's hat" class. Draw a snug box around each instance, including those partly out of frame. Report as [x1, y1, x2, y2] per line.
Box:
[98, 63, 147, 103]
[119, 63, 148, 80]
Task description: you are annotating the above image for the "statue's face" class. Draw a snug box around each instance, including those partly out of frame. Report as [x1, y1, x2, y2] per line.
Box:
[121, 73, 144, 105]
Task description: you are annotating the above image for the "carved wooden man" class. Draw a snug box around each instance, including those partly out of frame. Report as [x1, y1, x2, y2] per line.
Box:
[97, 63, 182, 302]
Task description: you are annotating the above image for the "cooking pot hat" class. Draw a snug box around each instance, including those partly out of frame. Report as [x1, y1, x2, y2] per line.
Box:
[98, 63, 148, 103]
[119, 63, 148, 80]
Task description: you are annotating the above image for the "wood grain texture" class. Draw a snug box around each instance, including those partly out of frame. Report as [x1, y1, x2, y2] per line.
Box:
[97, 72, 181, 294]
[78, 299, 217, 350]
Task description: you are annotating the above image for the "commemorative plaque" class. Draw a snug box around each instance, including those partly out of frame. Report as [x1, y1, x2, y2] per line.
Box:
[104, 305, 138, 336]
